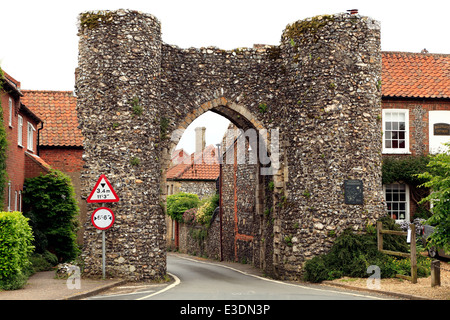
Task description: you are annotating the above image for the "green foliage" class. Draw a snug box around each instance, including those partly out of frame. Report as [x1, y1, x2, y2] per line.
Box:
[0, 211, 34, 290]
[131, 97, 143, 116]
[22, 170, 80, 262]
[382, 155, 430, 186]
[0, 68, 9, 204]
[166, 192, 200, 222]
[417, 144, 450, 254]
[195, 194, 219, 227]
[303, 216, 411, 283]
[258, 103, 268, 113]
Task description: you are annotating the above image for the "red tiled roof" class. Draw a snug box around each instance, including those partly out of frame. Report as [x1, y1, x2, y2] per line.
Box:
[21, 90, 83, 147]
[167, 144, 220, 181]
[382, 52, 450, 99]
[25, 152, 52, 171]
[167, 163, 219, 181]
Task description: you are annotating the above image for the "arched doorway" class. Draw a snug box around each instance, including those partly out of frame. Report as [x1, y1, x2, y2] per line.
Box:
[162, 98, 279, 274]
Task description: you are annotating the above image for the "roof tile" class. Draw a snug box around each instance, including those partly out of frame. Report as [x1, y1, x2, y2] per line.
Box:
[21, 90, 82, 147]
[382, 52, 450, 99]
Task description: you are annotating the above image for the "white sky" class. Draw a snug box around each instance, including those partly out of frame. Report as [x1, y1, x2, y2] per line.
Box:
[1, 0, 449, 153]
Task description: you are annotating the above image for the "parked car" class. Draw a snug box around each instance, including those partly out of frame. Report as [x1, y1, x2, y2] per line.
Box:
[421, 224, 450, 259]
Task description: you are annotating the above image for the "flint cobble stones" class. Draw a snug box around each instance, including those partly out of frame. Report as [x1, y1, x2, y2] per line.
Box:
[76, 9, 385, 280]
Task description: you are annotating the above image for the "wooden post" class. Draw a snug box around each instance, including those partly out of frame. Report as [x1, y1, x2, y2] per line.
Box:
[431, 260, 441, 287]
[410, 224, 417, 284]
[377, 221, 383, 251]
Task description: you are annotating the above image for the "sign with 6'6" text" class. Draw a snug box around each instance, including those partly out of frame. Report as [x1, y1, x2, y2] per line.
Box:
[91, 207, 115, 230]
[87, 174, 119, 203]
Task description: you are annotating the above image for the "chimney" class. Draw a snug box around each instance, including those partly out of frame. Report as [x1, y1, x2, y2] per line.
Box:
[195, 127, 206, 154]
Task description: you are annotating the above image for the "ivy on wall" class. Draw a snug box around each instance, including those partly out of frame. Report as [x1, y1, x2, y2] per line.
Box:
[0, 68, 9, 205]
[382, 155, 430, 186]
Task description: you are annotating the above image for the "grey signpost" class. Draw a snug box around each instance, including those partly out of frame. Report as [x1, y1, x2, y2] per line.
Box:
[87, 175, 119, 279]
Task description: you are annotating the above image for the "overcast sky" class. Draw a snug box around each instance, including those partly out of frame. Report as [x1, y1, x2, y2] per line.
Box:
[1, 0, 449, 153]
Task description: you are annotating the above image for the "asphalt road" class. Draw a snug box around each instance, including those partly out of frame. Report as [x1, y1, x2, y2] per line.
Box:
[88, 254, 391, 301]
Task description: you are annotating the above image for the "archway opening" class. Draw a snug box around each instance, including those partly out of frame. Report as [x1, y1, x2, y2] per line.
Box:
[162, 102, 276, 272]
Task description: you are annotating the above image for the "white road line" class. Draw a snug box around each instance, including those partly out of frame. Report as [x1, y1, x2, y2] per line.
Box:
[174, 255, 387, 300]
[136, 272, 181, 300]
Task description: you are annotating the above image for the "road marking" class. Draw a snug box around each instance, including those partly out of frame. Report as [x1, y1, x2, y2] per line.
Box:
[175, 255, 387, 300]
[136, 272, 181, 300]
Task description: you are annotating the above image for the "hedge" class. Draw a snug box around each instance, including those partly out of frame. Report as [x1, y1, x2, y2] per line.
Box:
[0, 211, 34, 290]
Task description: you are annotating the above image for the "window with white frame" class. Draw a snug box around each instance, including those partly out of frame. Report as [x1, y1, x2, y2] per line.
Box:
[8, 98, 13, 127]
[384, 183, 409, 221]
[7, 181, 11, 212]
[382, 109, 409, 154]
[27, 122, 35, 151]
[18, 115, 23, 147]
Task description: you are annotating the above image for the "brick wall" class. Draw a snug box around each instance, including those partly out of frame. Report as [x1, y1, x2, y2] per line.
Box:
[1, 91, 42, 211]
[39, 147, 84, 172]
[382, 99, 450, 156]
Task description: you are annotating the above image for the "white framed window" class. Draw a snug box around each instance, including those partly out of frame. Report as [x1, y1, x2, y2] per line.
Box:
[18, 191, 22, 212]
[18, 115, 23, 147]
[8, 98, 13, 127]
[382, 109, 410, 154]
[27, 122, 36, 151]
[14, 191, 18, 211]
[7, 181, 11, 212]
[384, 183, 410, 222]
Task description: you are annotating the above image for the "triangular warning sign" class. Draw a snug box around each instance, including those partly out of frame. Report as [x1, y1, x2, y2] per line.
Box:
[87, 174, 120, 203]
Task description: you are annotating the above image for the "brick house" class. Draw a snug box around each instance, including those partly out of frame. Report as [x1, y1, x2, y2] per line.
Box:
[381, 51, 450, 222]
[0, 71, 51, 212]
[21, 90, 86, 242]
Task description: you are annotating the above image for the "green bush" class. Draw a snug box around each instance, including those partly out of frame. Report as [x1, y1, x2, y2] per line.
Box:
[303, 216, 412, 283]
[196, 193, 219, 227]
[166, 192, 200, 222]
[23, 170, 80, 262]
[0, 211, 34, 290]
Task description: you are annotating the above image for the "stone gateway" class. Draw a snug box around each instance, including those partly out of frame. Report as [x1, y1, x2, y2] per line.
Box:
[76, 9, 386, 280]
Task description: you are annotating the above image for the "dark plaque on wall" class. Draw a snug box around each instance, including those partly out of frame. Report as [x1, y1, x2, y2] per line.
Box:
[433, 123, 450, 136]
[344, 180, 363, 205]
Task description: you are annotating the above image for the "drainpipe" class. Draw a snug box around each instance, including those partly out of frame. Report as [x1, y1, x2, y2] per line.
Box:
[37, 122, 44, 156]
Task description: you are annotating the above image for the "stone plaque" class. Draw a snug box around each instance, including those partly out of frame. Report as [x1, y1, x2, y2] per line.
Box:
[344, 179, 363, 205]
[433, 123, 450, 136]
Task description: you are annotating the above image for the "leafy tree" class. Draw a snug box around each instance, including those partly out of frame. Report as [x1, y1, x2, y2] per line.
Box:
[23, 170, 80, 262]
[166, 192, 200, 222]
[417, 144, 450, 254]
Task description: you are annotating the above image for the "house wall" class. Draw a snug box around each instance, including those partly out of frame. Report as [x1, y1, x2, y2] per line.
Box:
[1, 91, 41, 211]
[381, 98, 450, 220]
[382, 98, 450, 156]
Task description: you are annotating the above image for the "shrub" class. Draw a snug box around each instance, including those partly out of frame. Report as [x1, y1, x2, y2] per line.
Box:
[303, 216, 411, 283]
[0, 211, 34, 290]
[196, 194, 219, 227]
[23, 170, 80, 262]
[166, 192, 200, 222]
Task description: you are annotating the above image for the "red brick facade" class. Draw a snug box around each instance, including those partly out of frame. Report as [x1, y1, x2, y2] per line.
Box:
[1, 71, 50, 211]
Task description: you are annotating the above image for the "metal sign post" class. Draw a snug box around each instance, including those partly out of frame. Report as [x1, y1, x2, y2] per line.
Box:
[91, 207, 115, 279]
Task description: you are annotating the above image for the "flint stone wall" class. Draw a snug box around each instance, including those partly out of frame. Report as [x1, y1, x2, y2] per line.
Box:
[76, 9, 385, 280]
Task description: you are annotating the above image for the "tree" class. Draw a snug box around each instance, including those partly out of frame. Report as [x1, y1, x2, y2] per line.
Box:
[417, 144, 450, 255]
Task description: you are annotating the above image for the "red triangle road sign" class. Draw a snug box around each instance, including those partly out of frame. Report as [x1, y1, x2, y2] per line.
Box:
[87, 174, 120, 203]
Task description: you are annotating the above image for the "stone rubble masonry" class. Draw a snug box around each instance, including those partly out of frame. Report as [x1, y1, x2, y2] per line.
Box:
[76, 9, 386, 280]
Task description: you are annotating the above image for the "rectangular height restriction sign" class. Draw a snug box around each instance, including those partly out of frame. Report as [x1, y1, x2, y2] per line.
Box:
[87, 174, 119, 203]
